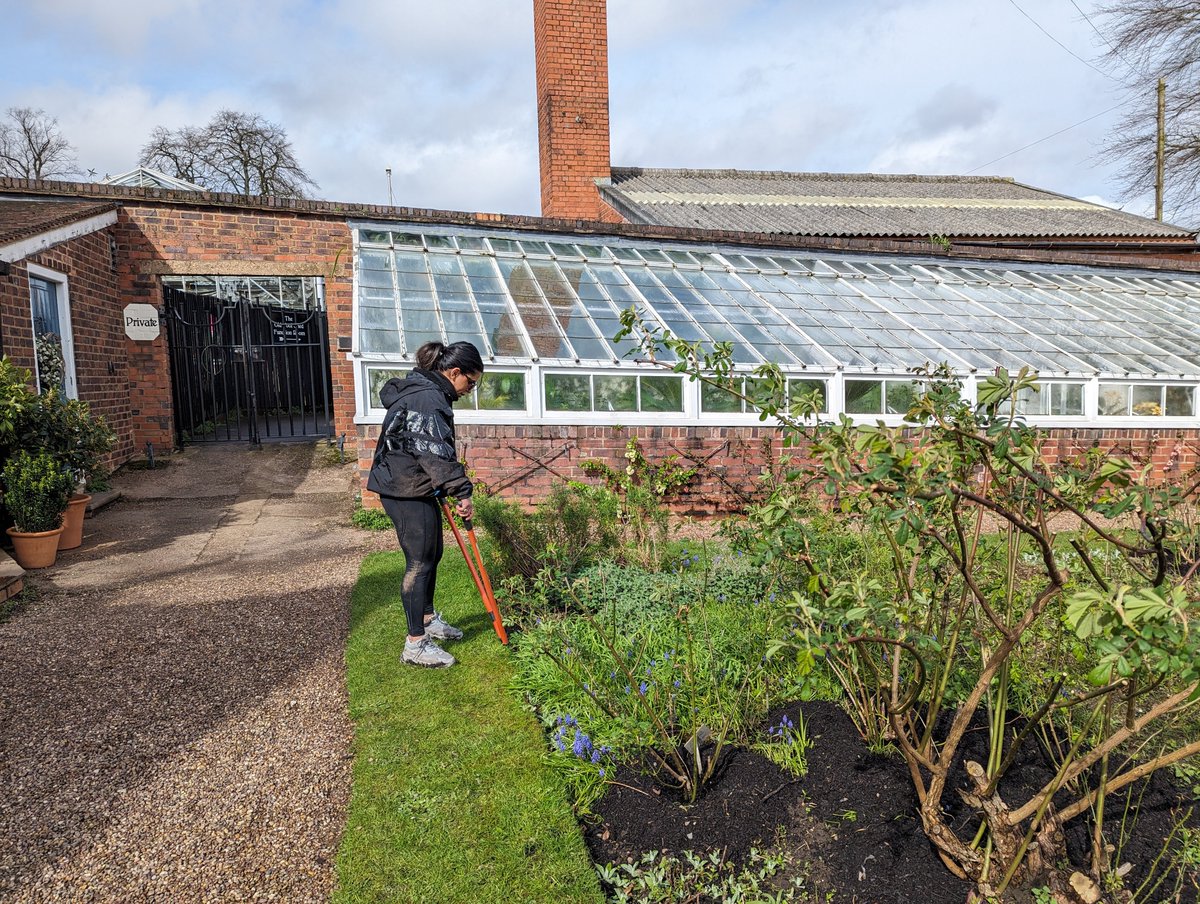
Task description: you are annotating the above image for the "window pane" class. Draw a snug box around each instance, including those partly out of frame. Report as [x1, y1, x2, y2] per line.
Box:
[1165, 385, 1195, 416]
[545, 373, 591, 411]
[1098, 384, 1130, 416]
[884, 380, 922, 415]
[701, 378, 743, 413]
[367, 368, 407, 407]
[594, 375, 637, 411]
[788, 378, 827, 413]
[477, 372, 526, 410]
[1050, 383, 1084, 416]
[640, 375, 683, 412]
[845, 380, 883, 414]
[1131, 385, 1163, 416]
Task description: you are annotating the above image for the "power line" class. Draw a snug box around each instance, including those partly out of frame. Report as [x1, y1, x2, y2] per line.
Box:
[1006, 0, 1116, 80]
[965, 101, 1126, 175]
[1066, 0, 1140, 74]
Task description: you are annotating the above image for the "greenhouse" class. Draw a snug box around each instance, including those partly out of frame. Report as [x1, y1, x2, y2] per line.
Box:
[350, 223, 1200, 427]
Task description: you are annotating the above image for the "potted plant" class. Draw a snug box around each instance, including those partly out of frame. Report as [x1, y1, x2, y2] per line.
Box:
[15, 391, 116, 550]
[3, 450, 74, 568]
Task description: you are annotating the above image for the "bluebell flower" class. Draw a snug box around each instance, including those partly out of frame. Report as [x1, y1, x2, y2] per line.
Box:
[624, 685, 631, 694]
[599, 768, 606, 778]
[673, 679, 682, 688]
[639, 681, 649, 694]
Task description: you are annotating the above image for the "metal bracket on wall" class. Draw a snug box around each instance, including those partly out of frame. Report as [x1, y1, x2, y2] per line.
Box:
[666, 439, 755, 506]
[485, 443, 575, 494]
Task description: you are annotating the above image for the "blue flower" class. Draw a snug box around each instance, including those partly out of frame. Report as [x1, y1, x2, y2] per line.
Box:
[639, 681, 649, 694]
[673, 679, 682, 688]
[624, 685, 631, 694]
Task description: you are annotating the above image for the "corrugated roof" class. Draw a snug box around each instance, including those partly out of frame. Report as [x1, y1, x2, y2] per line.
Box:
[601, 168, 1196, 241]
[0, 198, 120, 247]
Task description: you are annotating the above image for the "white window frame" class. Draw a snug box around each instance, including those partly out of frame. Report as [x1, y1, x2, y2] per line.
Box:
[27, 263, 78, 399]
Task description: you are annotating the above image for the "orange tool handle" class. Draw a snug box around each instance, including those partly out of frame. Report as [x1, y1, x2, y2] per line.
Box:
[442, 501, 509, 645]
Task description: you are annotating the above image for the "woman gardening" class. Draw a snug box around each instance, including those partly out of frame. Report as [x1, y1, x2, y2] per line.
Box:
[367, 340, 483, 668]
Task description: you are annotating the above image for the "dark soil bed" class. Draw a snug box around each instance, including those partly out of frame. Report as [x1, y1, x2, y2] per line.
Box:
[585, 700, 1199, 903]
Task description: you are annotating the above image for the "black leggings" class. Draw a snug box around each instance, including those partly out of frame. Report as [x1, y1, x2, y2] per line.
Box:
[381, 496, 444, 638]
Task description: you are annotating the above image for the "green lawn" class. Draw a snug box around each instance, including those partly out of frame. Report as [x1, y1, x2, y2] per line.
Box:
[336, 549, 604, 904]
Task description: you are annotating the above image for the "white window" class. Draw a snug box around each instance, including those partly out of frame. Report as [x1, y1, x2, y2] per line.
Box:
[844, 378, 924, 415]
[1008, 382, 1086, 416]
[365, 366, 528, 414]
[544, 372, 684, 413]
[1098, 383, 1196, 417]
[28, 265, 77, 399]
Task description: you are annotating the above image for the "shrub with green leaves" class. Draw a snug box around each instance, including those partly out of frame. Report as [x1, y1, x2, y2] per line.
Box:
[474, 483, 621, 584]
[619, 306, 1200, 902]
[3, 450, 74, 533]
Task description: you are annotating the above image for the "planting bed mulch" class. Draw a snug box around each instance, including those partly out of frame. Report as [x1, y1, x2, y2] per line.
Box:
[585, 700, 1199, 903]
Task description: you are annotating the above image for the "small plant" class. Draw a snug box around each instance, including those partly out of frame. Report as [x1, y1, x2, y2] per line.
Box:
[351, 505, 393, 531]
[3, 450, 74, 532]
[1030, 885, 1055, 904]
[595, 847, 805, 904]
[754, 711, 812, 777]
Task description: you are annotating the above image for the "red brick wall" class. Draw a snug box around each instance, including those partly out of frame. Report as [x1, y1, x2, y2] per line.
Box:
[111, 205, 357, 451]
[357, 423, 1200, 517]
[0, 229, 136, 469]
[534, 0, 615, 221]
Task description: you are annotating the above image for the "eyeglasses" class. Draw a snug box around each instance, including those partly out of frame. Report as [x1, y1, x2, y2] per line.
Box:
[462, 374, 479, 389]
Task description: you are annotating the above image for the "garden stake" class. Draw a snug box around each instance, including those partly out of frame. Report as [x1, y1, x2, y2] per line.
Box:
[441, 500, 509, 645]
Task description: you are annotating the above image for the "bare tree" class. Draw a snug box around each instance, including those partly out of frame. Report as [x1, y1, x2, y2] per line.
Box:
[140, 110, 319, 198]
[0, 107, 79, 180]
[1097, 1, 1200, 225]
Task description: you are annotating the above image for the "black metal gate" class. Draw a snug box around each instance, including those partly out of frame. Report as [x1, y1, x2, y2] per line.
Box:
[163, 284, 333, 445]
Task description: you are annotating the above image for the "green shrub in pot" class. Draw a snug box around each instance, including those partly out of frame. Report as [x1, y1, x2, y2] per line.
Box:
[3, 450, 74, 533]
[15, 390, 116, 489]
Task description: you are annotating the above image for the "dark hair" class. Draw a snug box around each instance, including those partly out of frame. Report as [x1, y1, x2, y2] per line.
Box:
[416, 341, 484, 375]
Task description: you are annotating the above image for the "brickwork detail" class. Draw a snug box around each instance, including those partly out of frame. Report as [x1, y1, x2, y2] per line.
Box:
[0, 229, 136, 469]
[534, 0, 613, 221]
[357, 423, 1200, 518]
[111, 205, 357, 451]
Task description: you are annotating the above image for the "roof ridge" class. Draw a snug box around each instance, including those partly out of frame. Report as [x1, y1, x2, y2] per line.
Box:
[610, 166, 1015, 184]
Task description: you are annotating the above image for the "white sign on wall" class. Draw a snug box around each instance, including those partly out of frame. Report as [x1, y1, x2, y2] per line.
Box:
[123, 304, 161, 341]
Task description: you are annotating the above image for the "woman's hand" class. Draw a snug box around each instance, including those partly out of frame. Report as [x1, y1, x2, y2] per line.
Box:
[456, 497, 474, 520]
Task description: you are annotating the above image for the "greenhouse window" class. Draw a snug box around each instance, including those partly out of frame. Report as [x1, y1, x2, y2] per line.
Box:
[1006, 382, 1085, 416]
[1098, 383, 1196, 417]
[544, 373, 684, 413]
[845, 378, 925, 415]
[365, 367, 527, 412]
[699, 376, 828, 415]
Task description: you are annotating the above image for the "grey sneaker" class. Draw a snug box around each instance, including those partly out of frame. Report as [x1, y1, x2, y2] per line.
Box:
[425, 612, 463, 641]
[402, 636, 456, 668]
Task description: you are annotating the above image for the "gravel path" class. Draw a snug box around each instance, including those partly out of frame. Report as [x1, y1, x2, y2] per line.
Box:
[0, 444, 385, 903]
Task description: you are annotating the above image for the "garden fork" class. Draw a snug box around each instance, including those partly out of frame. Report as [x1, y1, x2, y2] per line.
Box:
[441, 500, 509, 645]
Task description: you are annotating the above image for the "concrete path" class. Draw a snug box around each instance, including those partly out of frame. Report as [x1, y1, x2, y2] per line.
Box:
[0, 443, 386, 903]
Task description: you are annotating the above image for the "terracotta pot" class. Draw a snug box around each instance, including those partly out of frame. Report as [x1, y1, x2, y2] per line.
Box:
[58, 493, 92, 551]
[6, 525, 65, 569]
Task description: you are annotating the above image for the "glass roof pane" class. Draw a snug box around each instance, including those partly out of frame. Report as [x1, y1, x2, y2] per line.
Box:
[353, 227, 1200, 376]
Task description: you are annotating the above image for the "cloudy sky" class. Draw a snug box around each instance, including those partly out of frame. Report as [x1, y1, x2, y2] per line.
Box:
[0, 0, 1163, 219]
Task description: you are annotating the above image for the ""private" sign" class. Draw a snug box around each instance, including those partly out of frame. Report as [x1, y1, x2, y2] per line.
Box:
[123, 304, 161, 341]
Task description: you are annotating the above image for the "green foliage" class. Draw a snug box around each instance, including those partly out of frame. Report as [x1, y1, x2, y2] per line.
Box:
[3, 449, 74, 532]
[595, 848, 806, 904]
[0, 357, 35, 446]
[579, 436, 697, 569]
[473, 484, 621, 585]
[16, 390, 116, 484]
[350, 505, 393, 531]
[753, 711, 812, 777]
[513, 586, 785, 805]
[620, 306, 1200, 898]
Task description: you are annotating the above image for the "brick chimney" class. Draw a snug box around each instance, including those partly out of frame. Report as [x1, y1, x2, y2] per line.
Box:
[533, 0, 619, 221]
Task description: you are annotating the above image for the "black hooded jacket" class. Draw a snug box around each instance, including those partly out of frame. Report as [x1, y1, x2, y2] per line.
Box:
[366, 369, 473, 500]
